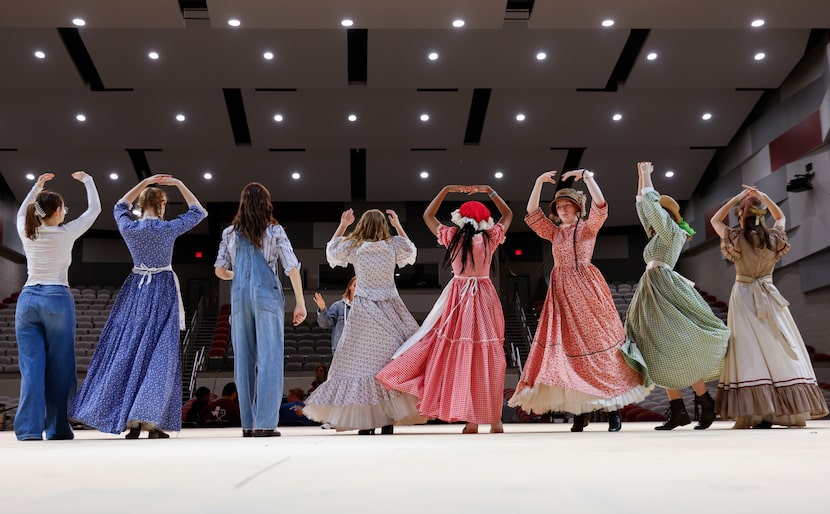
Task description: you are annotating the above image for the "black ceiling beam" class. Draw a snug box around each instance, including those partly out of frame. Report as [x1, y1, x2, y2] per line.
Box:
[223, 88, 252, 146]
[347, 29, 368, 84]
[577, 29, 650, 92]
[126, 149, 156, 180]
[58, 28, 131, 92]
[350, 148, 366, 200]
[463, 88, 491, 145]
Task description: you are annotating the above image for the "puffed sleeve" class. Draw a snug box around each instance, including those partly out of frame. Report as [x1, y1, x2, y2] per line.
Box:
[326, 236, 356, 268]
[437, 224, 457, 248]
[720, 227, 742, 262]
[487, 223, 506, 245]
[114, 200, 135, 235]
[391, 235, 417, 268]
[582, 202, 608, 236]
[524, 208, 557, 242]
[770, 226, 791, 259]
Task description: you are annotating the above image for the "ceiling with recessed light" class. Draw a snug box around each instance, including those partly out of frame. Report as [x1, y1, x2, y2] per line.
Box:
[1, 0, 828, 230]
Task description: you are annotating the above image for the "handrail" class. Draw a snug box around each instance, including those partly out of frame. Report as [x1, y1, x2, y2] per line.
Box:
[188, 346, 206, 399]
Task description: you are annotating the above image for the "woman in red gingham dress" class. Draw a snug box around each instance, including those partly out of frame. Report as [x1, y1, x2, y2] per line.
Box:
[508, 169, 652, 432]
[377, 185, 512, 434]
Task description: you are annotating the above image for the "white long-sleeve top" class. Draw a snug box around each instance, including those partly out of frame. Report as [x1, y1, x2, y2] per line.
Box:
[16, 177, 102, 287]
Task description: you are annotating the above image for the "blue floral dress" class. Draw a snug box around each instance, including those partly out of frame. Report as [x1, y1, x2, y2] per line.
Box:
[70, 201, 207, 434]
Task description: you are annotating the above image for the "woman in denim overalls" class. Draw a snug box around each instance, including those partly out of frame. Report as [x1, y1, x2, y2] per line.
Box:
[215, 183, 306, 437]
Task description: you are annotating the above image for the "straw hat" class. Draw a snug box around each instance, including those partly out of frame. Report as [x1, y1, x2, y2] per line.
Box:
[549, 188, 587, 223]
[659, 195, 682, 223]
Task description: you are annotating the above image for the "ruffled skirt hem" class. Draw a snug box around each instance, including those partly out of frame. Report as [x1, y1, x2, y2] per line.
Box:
[508, 382, 654, 415]
[716, 382, 829, 425]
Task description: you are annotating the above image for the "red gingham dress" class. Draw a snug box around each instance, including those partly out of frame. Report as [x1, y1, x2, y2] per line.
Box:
[377, 223, 507, 424]
[508, 206, 651, 414]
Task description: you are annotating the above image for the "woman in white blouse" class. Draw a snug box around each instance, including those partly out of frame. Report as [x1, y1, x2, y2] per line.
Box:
[15, 171, 101, 441]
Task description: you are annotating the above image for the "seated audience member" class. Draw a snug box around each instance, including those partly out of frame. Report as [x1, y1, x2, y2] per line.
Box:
[279, 388, 316, 426]
[199, 382, 241, 427]
[183, 387, 212, 425]
[308, 365, 328, 394]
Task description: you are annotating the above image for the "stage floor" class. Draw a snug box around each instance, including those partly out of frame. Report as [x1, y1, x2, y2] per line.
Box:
[1, 421, 828, 513]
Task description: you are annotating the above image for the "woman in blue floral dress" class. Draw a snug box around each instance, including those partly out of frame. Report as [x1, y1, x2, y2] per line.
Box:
[71, 175, 207, 439]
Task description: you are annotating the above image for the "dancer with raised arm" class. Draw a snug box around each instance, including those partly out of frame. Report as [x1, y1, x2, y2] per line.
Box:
[377, 184, 512, 434]
[509, 170, 652, 432]
[303, 209, 425, 434]
[15, 171, 101, 441]
[71, 175, 207, 439]
[621, 161, 729, 430]
[710, 186, 828, 428]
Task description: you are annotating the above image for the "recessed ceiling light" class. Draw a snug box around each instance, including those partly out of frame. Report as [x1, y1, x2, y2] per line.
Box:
[665, 171, 675, 178]
[347, 114, 357, 122]
[203, 172, 213, 180]
[341, 19, 354, 27]
[228, 19, 241, 27]
[291, 172, 301, 180]
[72, 18, 86, 27]
[273, 114, 284, 122]
[109, 173, 118, 180]
[175, 113, 186, 122]
[26, 173, 35, 181]
[601, 19, 615, 28]
[536, 52, 547, 61]
[452, 19, 465, 28]
[148, 51, 160, 60]
[754, 52, 766, 61]
[646, 52, 658, 61]
[132, 207, 142, 216]
[34, 50, 46, 60]
[701, 113, 712, 121]
[75, 113, 86, 122]
[420, 114, 430, 122]
[420, 171, 429, 179]
[751, 19, 765, 28]
[515, 113, 526, 122]
[612, 113, 623, 121]
[494, 171, 504, 179]
[263, 51, 275, 60]
[428, 51, 439, 61]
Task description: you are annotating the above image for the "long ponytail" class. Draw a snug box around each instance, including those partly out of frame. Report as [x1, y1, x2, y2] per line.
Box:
[24, 190, 64, 240]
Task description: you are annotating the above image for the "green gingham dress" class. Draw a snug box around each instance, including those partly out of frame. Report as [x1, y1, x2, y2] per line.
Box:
[621, 190, 729, 389]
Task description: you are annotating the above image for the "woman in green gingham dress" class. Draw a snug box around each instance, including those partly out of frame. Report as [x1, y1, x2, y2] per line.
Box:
[621, 161, 729, 430]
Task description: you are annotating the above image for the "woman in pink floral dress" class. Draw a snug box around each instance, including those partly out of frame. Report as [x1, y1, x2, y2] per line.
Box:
[377, 184, 512, 434]
[508, 169, 652, 431]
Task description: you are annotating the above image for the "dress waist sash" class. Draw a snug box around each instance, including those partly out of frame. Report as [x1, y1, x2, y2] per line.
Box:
[132, 264, 186, 331]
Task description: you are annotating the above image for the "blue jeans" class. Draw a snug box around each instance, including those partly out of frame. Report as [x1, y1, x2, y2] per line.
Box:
[231, 235, 285, 430]
[15, 285, 77, 440]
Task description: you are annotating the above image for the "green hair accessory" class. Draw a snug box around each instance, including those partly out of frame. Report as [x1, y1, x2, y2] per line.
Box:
[678, 219, 696, 237]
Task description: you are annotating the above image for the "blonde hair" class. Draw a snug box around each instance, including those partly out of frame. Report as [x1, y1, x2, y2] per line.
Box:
[344, 209, 391, 245]
[138, 187, 167, 218]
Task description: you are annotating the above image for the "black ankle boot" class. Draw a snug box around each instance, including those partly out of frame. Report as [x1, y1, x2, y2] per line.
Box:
[607, 410, 622, 432]
[570, 414, 590, 432]
[694, 392, 716, 430]
[655, 399, 691, 430]
[380, 425, 394, 435]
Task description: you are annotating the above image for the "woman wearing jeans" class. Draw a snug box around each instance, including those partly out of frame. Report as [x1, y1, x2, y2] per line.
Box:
[15, 171, 101, 441]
